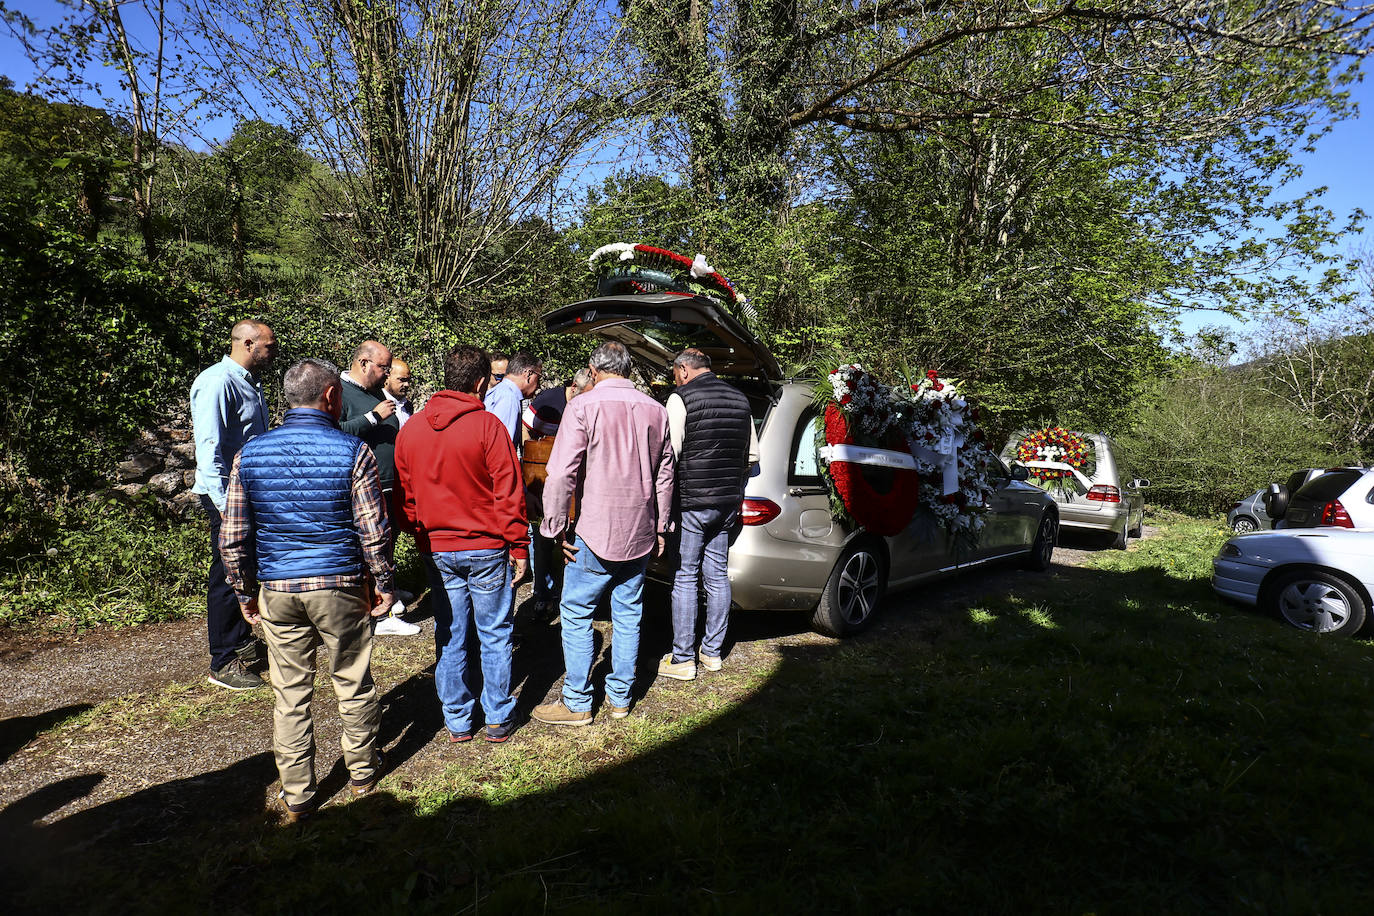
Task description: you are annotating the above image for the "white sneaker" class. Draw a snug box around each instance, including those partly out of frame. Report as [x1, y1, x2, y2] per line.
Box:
[375, 615, 421, 636]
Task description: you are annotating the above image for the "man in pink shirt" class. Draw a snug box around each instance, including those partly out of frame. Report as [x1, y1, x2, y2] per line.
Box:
[532, 342, 675, 725]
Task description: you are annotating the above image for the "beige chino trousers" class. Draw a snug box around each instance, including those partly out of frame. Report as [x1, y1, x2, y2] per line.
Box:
[259, 586, 380, 806]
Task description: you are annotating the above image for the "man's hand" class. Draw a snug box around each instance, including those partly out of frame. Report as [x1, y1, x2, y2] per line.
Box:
[372, 399, 397, 419]
[655, 534, 667, 558]
[239, 596, 260, 625]
[372, 590, 395, 617]
[562, 536, 580, 564]
[511, 556, 528, 582]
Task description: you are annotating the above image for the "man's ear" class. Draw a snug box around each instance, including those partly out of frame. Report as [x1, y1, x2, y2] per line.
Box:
[322, 383, 343, 418]
[476, 376, 489, 398]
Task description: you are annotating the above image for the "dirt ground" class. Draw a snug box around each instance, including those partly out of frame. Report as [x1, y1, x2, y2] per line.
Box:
[0, 528, 1129, 829]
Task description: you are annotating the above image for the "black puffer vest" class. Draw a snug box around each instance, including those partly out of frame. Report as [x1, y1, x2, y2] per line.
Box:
[677, 371, 752, 510]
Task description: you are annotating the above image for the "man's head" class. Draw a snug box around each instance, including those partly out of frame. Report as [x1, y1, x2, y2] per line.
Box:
[384, 357, 412, 400]
[570, 367, 594, 399]
[444, 345, 491, 396]
[505, 351, 544, 397]
[488, 351, 509, 390]
[230, 320, 277, 374]
[588, 341, 632, 384]
[672, 348, 711, 387]
[350, 340, 393, 390]
[283, 358, 342, 418]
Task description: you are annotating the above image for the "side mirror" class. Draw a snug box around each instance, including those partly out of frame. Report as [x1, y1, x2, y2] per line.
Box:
[1131, 478, 1151, 489]
[1011, 464, 1029, 481]
[1263, 482, 1289, 521]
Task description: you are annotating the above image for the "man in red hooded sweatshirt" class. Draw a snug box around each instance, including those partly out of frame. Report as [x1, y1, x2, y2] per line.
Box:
[393, 345, 529, 743]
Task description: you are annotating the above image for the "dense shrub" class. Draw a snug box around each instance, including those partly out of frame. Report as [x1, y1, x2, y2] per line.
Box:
[0, 199, 208, 487]
[0, 492, 208, 630]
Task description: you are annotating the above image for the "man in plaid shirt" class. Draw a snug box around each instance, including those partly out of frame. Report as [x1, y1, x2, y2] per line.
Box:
[221, 357, 395, 822]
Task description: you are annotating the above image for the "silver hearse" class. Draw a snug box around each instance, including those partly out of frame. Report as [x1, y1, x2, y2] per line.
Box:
[544, 294, 1059, 636]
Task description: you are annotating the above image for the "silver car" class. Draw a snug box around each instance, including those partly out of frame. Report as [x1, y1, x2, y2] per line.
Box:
[544, 293, 1060, 636]
[1227, 489, 1272, 533]
[1000, 431, 1148, 549]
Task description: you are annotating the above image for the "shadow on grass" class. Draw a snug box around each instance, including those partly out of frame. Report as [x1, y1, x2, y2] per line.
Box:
[0, 703, 93, 764]
[7, 557, 1374, 913]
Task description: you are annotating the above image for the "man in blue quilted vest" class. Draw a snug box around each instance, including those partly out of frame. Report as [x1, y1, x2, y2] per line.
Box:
[220, 357, 396, 822]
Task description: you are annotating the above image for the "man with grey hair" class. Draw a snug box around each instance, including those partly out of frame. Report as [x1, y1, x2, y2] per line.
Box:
[221, 357, 396, 822]
[190, 318, 276, 690]
[659, 347, 758, 680]
[533, 341, 675, 725]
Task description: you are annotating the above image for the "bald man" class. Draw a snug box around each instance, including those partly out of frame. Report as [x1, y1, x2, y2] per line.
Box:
[383, 357, 415, 426]
[191, 319, 277, 689]
[339, 340, 419, 635]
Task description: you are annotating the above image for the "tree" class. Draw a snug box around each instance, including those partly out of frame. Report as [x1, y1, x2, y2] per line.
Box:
[3, 0, 208, 259]
[191, 0, 637, 300]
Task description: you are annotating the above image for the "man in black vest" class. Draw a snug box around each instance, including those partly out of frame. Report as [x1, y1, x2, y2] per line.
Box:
[658, 348, 758, 680]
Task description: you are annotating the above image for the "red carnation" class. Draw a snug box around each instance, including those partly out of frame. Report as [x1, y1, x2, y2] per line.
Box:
[934, 382, 944, 391]
[926, 369, 938, 380]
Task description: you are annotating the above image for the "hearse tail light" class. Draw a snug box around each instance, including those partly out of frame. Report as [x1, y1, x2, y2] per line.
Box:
[1086, 485, 1121, 503]
[740, 497, 781, 526]
[1319, 499, 1354, 528]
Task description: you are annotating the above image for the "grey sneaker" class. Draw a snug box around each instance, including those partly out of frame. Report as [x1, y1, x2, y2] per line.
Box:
[208, 658, 265, 690]
[657, 654, 696, 681]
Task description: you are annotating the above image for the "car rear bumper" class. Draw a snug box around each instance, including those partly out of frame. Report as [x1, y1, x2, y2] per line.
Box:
[648, 524, 836, 611]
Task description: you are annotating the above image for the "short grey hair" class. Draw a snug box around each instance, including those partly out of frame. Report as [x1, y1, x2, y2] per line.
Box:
[283, 358, 340, 408]
[589, 341, 632, 377]
[673, 348, 711, 371]
[572, 367, 594, 393]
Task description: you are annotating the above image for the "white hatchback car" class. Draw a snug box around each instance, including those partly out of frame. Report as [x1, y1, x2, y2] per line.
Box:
[1212, 528, 1374, 635]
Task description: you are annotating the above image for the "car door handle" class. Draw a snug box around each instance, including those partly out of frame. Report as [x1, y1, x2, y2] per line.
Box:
[788, 486, 828, 496]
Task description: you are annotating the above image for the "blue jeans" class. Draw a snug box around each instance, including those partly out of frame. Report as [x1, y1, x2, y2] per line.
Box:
[671, 506, 735, 663]
[426, 548, 515, 732]
[559, 536, 649, 711]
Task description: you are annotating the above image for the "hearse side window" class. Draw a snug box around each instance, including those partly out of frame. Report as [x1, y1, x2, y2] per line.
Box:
[790, 407, 821, 482]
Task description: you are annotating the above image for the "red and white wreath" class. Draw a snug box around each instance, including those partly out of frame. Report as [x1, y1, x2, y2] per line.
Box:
[816, 365, 995, 541]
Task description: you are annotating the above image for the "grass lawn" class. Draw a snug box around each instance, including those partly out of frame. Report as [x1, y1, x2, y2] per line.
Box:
[10, 512, 1374, 912]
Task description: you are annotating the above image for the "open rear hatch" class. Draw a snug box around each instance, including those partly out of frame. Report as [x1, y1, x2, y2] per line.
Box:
[542, 293, 782, 385]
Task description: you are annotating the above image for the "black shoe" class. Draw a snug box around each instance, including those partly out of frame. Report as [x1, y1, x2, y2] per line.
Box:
[208, 658, 265, 690]
[484, 723, 513, 743]
[235, 637, 266, 668]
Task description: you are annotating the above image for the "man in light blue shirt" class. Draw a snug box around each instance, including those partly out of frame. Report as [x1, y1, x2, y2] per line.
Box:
[190, 319, 276, 689]
[483, 350, 542, 447]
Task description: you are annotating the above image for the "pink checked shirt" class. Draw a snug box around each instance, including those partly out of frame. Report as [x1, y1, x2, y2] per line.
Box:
[540, 378, 675, 562]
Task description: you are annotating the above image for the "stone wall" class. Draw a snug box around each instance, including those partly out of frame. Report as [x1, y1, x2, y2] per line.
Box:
[110, 401, 201, 516]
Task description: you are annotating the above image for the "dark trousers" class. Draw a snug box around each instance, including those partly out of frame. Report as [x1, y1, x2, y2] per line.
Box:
[202, 495, 253, 670]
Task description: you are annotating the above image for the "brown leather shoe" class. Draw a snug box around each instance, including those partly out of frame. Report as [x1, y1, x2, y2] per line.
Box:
[531, 701, 593, 727]
[278, 790, 316, 823]
[349, 751, 385, 797]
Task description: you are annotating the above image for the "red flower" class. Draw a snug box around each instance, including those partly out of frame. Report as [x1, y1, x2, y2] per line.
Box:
[926, 369, 938, 380]
[840, 394, 852, 405]
[846, 379, 857, 390]
[933, 382, 944, 391]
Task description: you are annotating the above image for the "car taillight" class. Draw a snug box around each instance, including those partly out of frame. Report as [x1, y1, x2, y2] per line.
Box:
[740, 497, 781, 526]
[1086, 485, 1121, 503]
[1319, 499, 1354, 528]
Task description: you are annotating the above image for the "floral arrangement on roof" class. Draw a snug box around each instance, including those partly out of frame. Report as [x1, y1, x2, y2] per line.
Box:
[1014, 426, 1090, 481]
[814, 364, 995, 544]
[586, 242, 758, 326]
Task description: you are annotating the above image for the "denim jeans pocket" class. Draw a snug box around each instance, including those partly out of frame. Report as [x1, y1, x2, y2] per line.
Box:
[465, 550, 509, 595]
